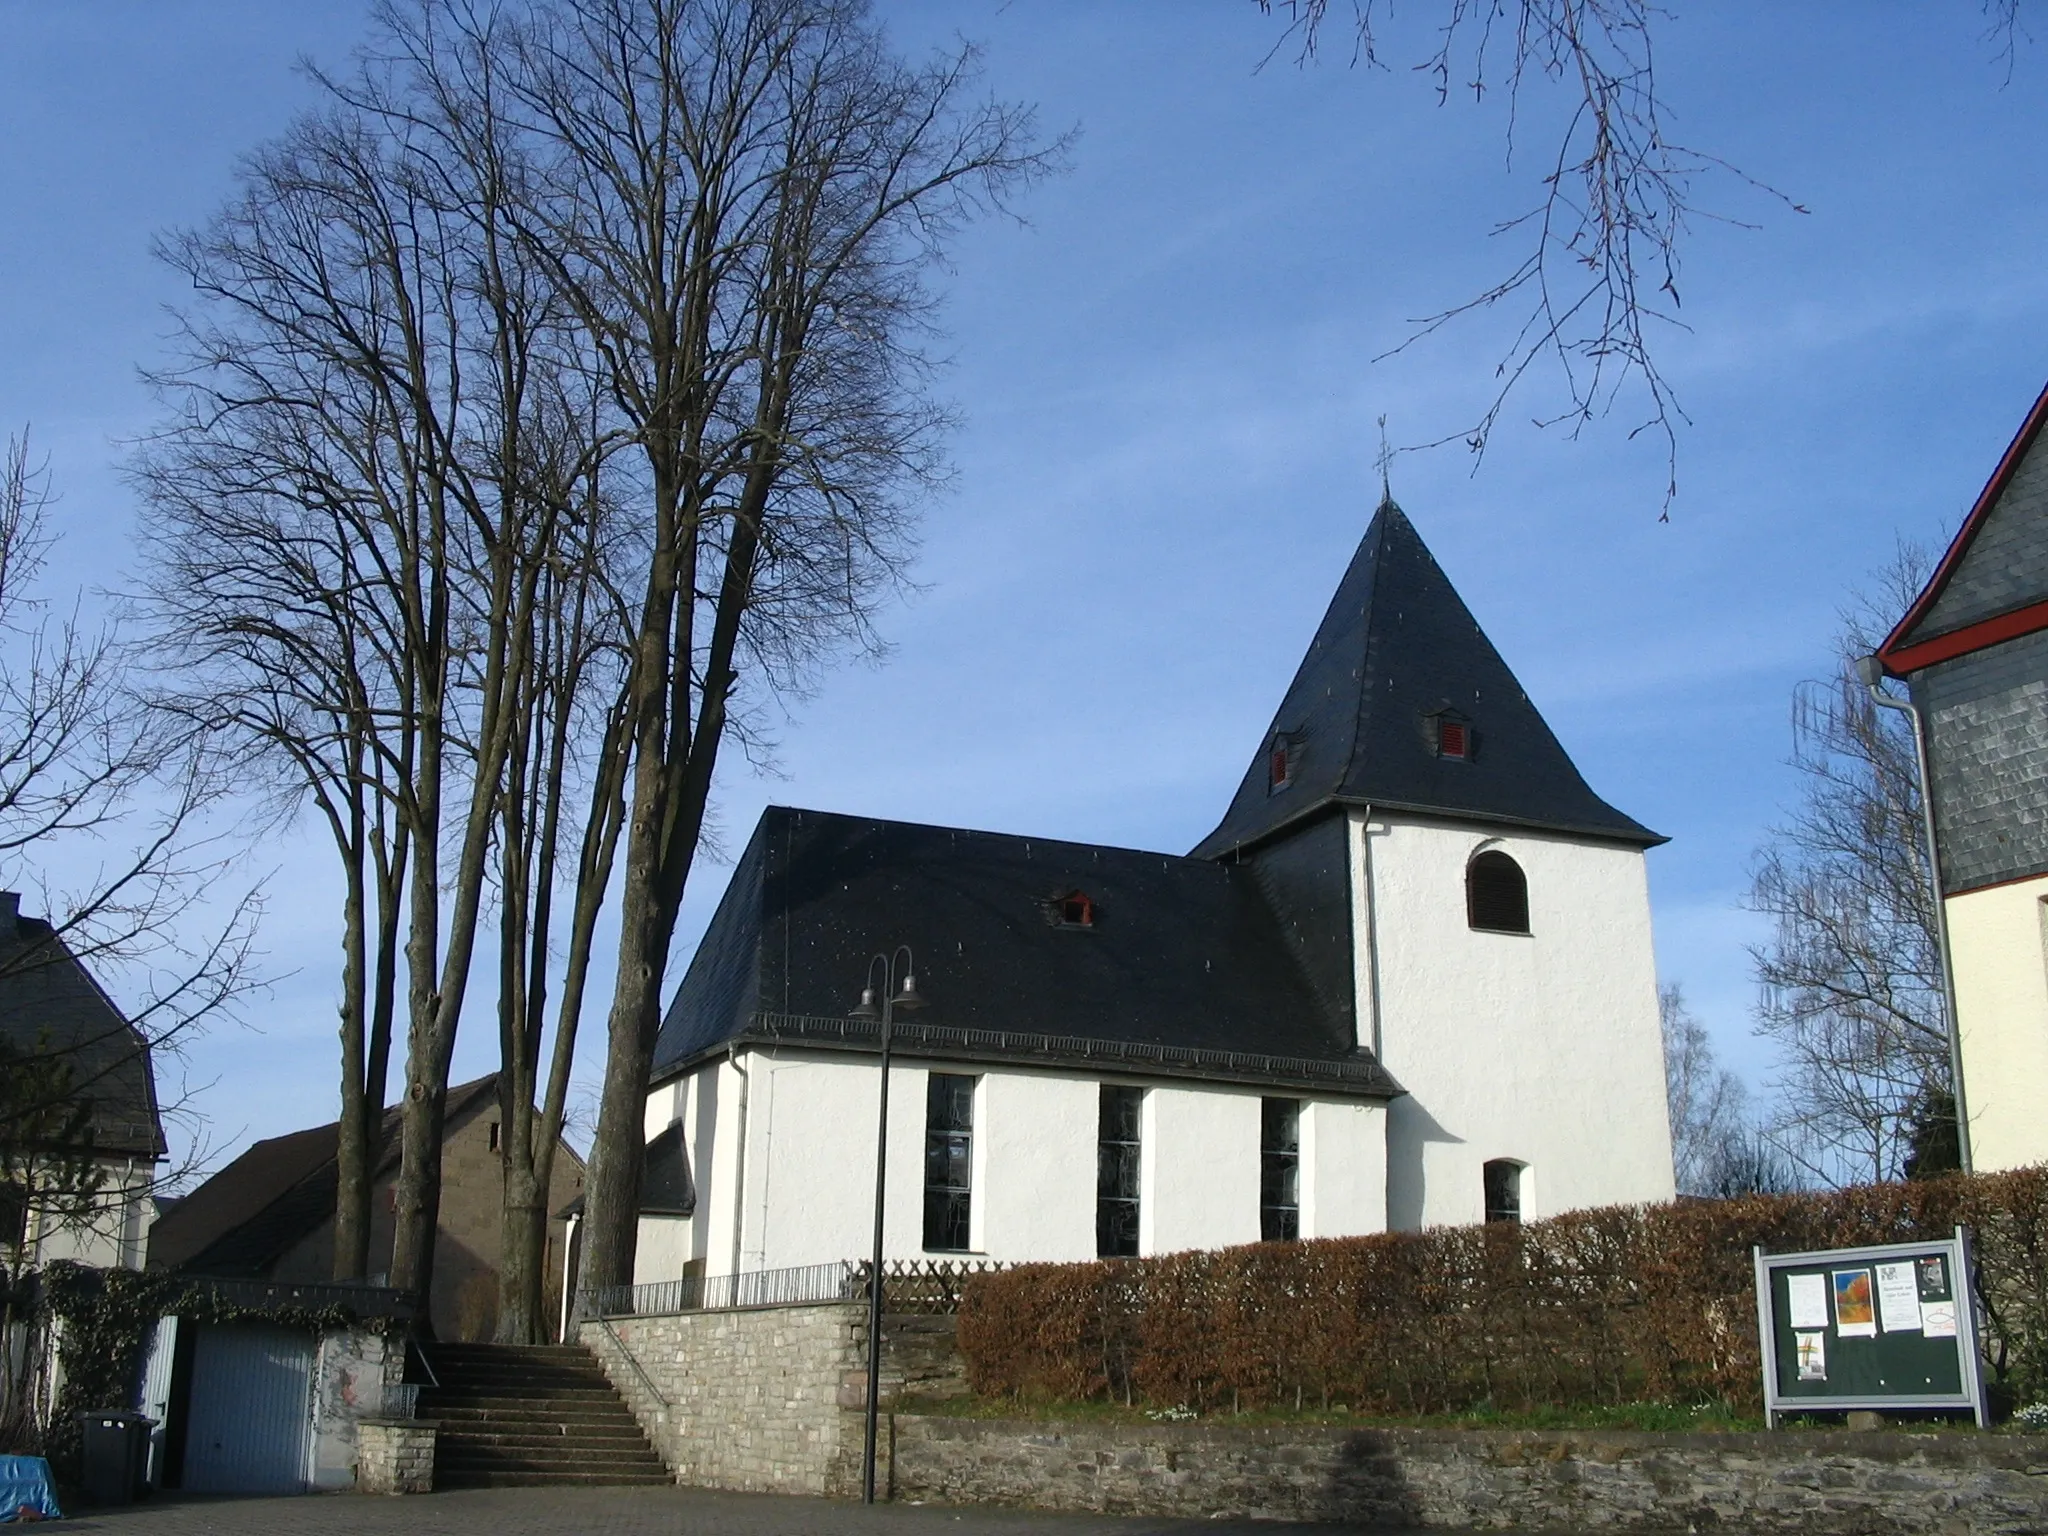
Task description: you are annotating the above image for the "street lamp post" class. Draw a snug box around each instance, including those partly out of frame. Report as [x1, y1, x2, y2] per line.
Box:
[1857, 655, 1973, 1173]
[849, 947, 923, 1504]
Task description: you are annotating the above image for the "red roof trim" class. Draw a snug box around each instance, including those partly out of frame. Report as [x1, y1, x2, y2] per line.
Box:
[1882, 596, 2048, 673]
[1878, 376, 2048, 675]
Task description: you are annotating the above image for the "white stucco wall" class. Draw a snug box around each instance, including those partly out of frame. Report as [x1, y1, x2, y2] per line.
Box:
[651, 1052, 1393, 1280]
[1948, 876, 2048, 1171]
[1300, 1100, 1387, 1238]
[632, 1214, 696, 1288]
[1352, 810, 1674, 1229]
[34, 1160, 154, 1270]
[1141, 1084, 1261, 1255]
[975, 1072, 1097, 1262]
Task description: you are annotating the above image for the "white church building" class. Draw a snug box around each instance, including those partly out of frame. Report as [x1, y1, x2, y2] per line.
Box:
[627, 500, 1675, 1286]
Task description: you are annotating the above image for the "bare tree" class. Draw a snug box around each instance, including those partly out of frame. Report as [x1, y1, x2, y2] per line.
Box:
[448, 0, 1061, 1302]
[1661, 981, 1741, 1192]
[0, 433, 258, 1444]
[1748, 546, 1955, 1188]
[0, 434, 256, 1063]
[142, 0, 1056, 1327]
[138, 79, 592, 1319]
[1660, 981, 1794, 1197]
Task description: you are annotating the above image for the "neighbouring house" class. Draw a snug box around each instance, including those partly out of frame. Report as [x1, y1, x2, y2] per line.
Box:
[625, 500, 1675, 1289]
[0, 890, 165, 1275]
[1877, 375, 2048, 1172]
[148, 1073, 585, 1340]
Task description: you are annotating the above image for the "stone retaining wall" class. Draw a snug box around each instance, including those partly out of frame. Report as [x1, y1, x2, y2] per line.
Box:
[354, 1419, 435, 1495]
[890, 1416, 2048, 1533]
[579, 1304, 960, 1495]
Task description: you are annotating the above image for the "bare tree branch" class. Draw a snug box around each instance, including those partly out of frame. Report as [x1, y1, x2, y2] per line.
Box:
[1747, 544, 1955, 1187]
[1257, 0, 1808, 514]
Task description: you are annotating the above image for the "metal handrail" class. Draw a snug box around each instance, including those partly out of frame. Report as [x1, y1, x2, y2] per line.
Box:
[580, 1257, 1004, 1322]
[584, 1260, 864, 1320]
[596, 1316, 669, 1415]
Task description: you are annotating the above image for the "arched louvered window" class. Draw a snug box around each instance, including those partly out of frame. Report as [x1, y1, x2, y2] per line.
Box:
[1483, 1159, 1525, 1224]
[1467, 850, 1529, 934]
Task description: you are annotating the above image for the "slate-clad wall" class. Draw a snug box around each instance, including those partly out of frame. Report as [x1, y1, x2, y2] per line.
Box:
[1242, 814, 1357, 1045]
[1913, 628, 2048, 894]
[1910, 429, 2048, 640]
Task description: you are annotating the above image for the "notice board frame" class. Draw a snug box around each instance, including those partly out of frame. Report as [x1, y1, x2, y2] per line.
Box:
[1752, 1227, 1987, 1428]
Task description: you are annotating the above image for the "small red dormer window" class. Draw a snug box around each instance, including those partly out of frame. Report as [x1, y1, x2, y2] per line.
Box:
[1269, 736, 1294, 792]
[1438, 719, 1468, 759]
[1060, 892, 1095, 927]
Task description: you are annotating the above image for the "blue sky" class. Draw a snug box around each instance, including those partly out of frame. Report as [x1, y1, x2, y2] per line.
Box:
[3, 4, 2044, 1165]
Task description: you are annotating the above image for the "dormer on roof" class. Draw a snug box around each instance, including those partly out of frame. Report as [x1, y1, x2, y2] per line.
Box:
[1191, 501, 1662, 859]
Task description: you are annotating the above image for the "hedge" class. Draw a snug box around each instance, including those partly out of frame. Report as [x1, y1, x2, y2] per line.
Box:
[956, 1169, 2048, 1416]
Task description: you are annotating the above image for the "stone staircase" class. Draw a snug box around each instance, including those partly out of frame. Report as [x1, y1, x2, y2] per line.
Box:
[417, 1342, 671, 1488]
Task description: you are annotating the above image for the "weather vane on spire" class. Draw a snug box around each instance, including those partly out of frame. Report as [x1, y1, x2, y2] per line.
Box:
[1376, 415, 1395, 507]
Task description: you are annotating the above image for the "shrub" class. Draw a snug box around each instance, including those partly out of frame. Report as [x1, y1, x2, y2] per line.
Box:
[957, 1169, 2048, 1416]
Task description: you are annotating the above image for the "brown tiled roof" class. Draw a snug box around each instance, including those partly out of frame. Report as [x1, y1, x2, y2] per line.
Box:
[148, 1074, 502, 1275]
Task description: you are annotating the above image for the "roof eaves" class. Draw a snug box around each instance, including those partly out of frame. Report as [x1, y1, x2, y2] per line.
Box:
[1880, 375, 2048, 667]
[657, 1011, 1404, 1101]
[1202, 793, 1665, 861]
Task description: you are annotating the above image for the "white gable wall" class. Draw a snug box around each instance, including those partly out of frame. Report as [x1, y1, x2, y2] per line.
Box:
[1351, 810, 1674, 1228]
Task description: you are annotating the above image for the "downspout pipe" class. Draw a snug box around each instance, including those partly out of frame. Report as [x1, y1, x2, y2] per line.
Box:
[1857, 655, 1974, 1173]
[727, 1043, 751, 1281]
[1358, 805, 1384, 1060]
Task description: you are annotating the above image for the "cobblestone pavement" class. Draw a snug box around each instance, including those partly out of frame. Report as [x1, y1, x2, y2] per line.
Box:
[50, 1487, 1439, 1536]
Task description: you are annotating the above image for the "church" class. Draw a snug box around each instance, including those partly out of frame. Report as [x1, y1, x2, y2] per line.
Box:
[629, 500, 1676, 1285]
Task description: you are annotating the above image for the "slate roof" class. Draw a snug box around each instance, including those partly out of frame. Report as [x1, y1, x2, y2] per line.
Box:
[1881, 376, 2048, 671]
[0, 895, 165, 1159]
[650, 806, 1400, 1098]
[1190, 502, 1662, 858]
[148, 1075, 501, 1275]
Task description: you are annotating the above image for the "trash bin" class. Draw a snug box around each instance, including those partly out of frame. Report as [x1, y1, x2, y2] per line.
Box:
[78, 1410, 154, 1505]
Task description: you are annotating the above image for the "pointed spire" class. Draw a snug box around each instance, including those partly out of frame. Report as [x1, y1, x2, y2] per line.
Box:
[1190, 503, 1662, 859]
[1376, 415, 1395, 511]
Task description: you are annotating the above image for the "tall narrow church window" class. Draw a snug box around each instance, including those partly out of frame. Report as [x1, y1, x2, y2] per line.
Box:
[1467, 850, 1529, 934]
[923, 1073, 976, 1252]
[1260, 1098, 1301, 1241]
[1097, 1085, 1143, 1257]
[1483, 1159, 1524, 1224]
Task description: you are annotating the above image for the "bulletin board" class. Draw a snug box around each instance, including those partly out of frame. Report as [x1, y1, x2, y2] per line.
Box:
[1752, 1228, 1986, 1427]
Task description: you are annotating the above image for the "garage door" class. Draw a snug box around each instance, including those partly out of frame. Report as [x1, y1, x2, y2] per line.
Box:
[181, 1324, 314, 1493]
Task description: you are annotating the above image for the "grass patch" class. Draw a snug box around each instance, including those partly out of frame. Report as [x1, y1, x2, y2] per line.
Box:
[895, 1395, 1769, 1433]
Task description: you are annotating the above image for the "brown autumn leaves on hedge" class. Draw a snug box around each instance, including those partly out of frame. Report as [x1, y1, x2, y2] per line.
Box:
[956, 1170, 2048, 1416]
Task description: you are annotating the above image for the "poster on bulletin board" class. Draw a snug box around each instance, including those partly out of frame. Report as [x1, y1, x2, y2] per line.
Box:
[1752, 1227, 1987, 1428]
